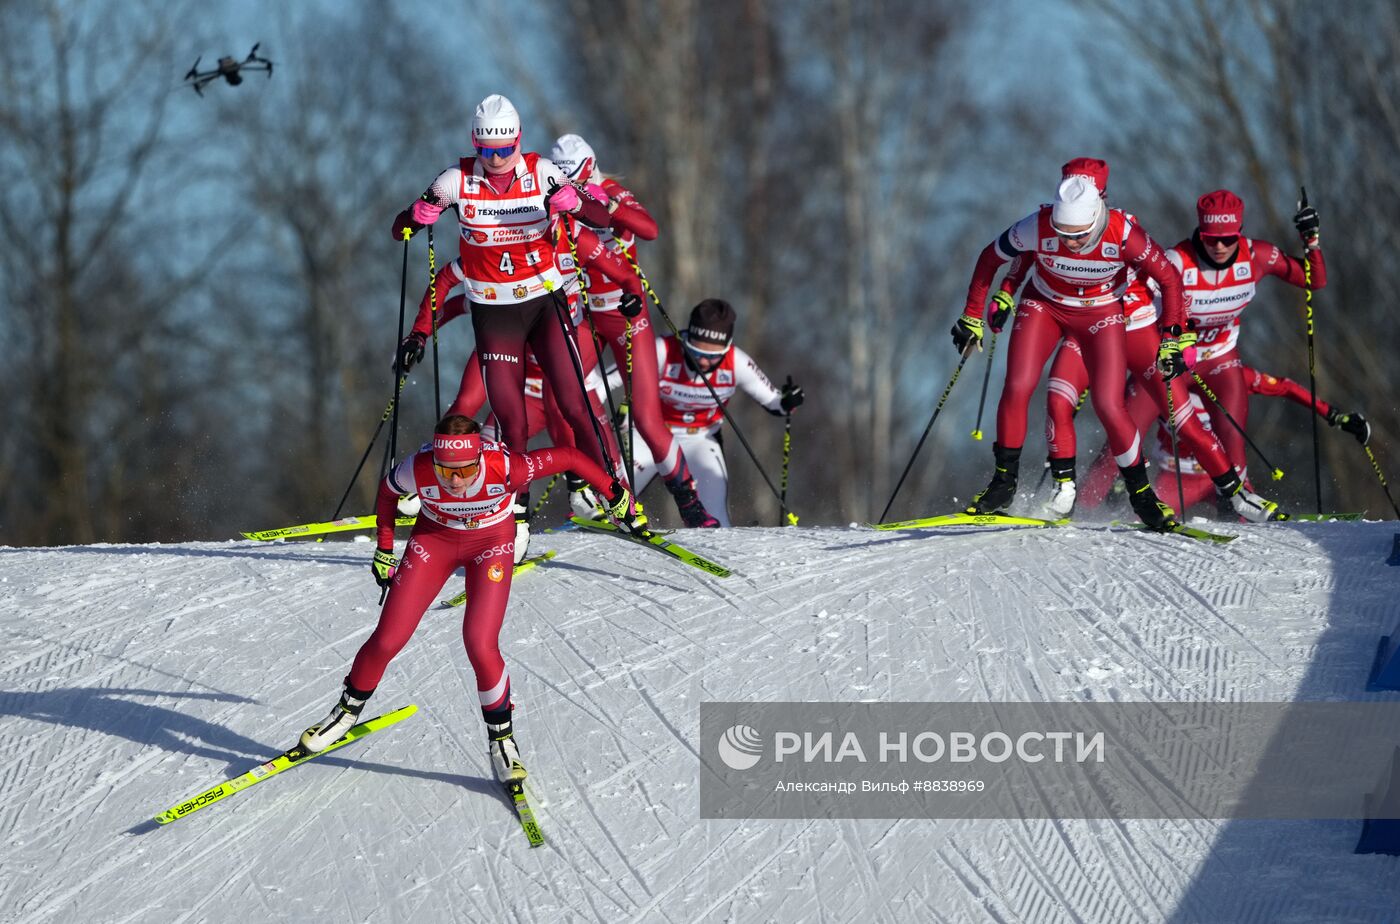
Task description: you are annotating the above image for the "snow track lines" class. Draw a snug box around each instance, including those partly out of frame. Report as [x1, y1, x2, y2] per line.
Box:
[2, 524, 1399, 921]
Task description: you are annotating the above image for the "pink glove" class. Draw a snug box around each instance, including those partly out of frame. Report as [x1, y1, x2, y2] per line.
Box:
[548, 184, 582, 214]
[1182, 345, 1198, 370]
[411, 199, 444, 225]
[583, 183, 611, 206]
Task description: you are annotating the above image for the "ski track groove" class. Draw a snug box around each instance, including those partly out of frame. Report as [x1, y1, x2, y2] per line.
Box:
[962, 544, 1193, 923]
[4, 530, 1399, 921]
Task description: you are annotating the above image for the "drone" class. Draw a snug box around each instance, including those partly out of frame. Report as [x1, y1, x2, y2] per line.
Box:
[184, 44, 273, 96]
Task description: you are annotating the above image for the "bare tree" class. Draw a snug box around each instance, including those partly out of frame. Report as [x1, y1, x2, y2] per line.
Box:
[1083, 0, 1400, 515]
[0, 0, 225, 545]
[213, 4, 478, 524]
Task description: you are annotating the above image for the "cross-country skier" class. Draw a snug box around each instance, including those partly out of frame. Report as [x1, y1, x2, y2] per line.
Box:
[298, 415, 645, 786]
[996, 162, 1287, 522]
[399, 286, 621, 487]
[953, 169, 1188, 530]
[1167, 189, 1327, 481]
[1078, 364, 1369, 513]
[549, 134, 721, 529]
[626, 299, 803, 527]
[390, 95, 615, 566]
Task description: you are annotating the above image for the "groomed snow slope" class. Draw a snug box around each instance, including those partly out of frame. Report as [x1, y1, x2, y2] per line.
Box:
[2, 521, 1399, 923]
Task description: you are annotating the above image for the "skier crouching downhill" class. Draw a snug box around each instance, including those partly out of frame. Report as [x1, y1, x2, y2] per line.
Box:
[299, 415, 645, 786]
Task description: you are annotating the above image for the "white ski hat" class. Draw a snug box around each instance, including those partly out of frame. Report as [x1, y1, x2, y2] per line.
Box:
[550, 134, 597, 180]
[472, 94, 520, 144]
[1051, 176, 1103, 231]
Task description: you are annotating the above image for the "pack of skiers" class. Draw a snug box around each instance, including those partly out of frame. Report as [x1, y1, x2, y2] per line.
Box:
[302, 95, 801, 787]
[297, 94, 1364, 794]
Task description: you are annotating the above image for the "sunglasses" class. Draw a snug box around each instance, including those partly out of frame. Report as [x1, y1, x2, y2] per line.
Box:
[434, 460, 481, 479]
[1200, 234, 1239, 247]
[684, 339, 730, 360]
[1053, 226, 1094, 241]
[475, 143, 517, 159]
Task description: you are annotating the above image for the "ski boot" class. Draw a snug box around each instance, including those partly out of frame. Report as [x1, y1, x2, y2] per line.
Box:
[1327, 409, 1371, 446]
[567, 474, 605, 520]
[666, 475, 719, 528]
[513, 495, 531, 564]
[488, 721, 527, 784]
[967, 444, 1021, 514]
[299, 680, 374, 754]
[1042, 457, 1077, 519]
[1214, 472, 1288, 522]
[1121, 460, 1178, 532]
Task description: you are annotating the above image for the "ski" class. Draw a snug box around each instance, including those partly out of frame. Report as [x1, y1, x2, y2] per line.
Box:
[1290, 512, 1364, 522]
[1121, 522, 1237, 544]
[241, 515, 416, 542]
[152, 703, 417, 825]
[439, 551, 557, 607]
[876, 511, 1235, 544]
[872, 512, 1067, 531]
[569, 517, 733, 578]
[505, 780, 545, 847]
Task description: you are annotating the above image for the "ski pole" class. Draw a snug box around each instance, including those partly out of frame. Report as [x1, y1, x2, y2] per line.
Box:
[531, 474, 560, 517]
[1165, 377, 1187, 517]
[558, 216, 625, 486]
[780, 387, 797, 526]
[389, 230, 411, 467]
[620, 247, 790, 508]
[1301, 186, 1321, 514]
[625, 316, 635, 479]
[331, 377, 405, 521]
[1363, 445, 1400, 520]
[562, 215, 631, 483]
[428, 226, 441, 421]
[971, 327, 1002, 440]
[1190, 370, 1284, 480]
[879, 341, 977, 524]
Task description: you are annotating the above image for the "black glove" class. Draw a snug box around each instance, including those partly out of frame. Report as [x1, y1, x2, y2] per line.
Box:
[1156, 326, 1188, 380]
[371, 547, 398, 589]
[989, 290, 1016, 333]
[395, 332, 426, 372]
[951, 314, 984, 354]
[391, 209, 423, 242]
[780, 375, 804, 413]
[619, 293, 644, 319]
[1293, 202, 1320, 245]
[1327, 409, 1371, 445]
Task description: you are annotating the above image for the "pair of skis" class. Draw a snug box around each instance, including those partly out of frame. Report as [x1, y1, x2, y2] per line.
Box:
[152, 704, 544, 847]
[874, 510, 1362, 542]
[873, 511, 1236, 543]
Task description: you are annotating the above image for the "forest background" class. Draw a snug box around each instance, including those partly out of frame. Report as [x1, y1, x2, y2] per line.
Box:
[3, 0, 1394, 545]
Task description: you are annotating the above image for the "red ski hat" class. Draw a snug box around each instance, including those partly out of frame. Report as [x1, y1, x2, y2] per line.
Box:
[1197, 189, 1244, 236]
[432, 432, 481, 466]
[1061, 157, 1109, 196]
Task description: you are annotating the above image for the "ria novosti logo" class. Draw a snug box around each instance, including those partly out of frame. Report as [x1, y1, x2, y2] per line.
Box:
[717, 724, 763, 770]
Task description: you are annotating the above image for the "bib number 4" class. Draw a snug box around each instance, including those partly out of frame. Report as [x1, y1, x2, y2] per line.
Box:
[498, 250, 542, 275]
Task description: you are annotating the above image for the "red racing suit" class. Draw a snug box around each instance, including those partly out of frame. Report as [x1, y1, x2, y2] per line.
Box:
[1167, 234, 1326, 479]
[963, 204, 1186, 467]
[349, 442, 618, 724]
[392, 153, 615, 475]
